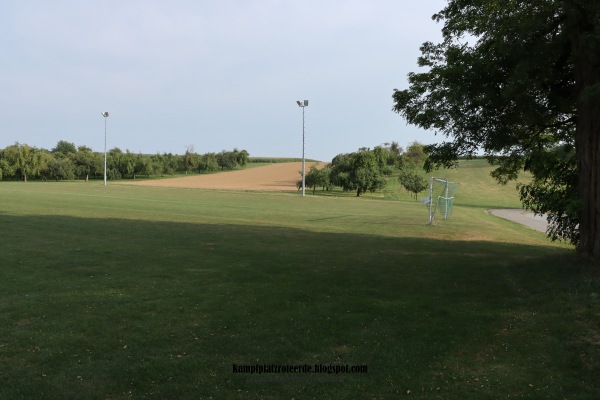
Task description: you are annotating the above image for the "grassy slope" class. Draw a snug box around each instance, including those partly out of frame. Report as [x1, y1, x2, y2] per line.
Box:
[0, 161, 599, 399]
[313, 158, 527, 209]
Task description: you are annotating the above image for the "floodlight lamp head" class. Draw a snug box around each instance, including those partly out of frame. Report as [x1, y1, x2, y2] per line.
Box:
[303, 100, 308, 106]
[101, 112, 109, 117]
[296, 101, 302, 107]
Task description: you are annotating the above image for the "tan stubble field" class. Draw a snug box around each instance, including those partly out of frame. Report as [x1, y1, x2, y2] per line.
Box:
[123, 162, 320, 191]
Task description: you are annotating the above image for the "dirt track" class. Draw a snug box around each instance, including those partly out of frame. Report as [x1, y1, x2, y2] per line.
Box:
[124, 162, 316, 191]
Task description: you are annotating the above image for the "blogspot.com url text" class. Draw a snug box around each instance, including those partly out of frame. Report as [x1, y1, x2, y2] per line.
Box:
[232, 364, 368, 375]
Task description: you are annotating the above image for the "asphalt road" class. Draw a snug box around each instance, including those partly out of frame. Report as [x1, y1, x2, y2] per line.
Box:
[488, 209, 549, 233]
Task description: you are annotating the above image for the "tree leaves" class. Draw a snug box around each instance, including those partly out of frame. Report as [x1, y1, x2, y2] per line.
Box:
[392, 0, 600, 249]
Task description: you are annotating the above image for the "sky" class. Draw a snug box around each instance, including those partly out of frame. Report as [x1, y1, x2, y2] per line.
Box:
[1, 0, 448, 162]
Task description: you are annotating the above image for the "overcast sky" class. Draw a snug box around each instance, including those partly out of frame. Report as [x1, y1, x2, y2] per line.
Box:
[1, 0, 448, 162]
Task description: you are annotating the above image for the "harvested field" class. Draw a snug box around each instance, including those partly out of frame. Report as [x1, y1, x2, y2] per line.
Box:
[124, 162, 319, 191]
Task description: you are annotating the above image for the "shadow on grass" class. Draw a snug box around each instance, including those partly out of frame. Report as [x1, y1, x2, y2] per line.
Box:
[0, 214, 597, 399]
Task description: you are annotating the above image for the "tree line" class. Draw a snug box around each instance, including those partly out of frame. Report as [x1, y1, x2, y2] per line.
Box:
[1, 139, 431, 200]
[302, 141, 428, 197]
[0, 140, 249, 181]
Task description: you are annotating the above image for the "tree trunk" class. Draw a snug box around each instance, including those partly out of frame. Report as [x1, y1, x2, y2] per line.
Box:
[571, 2, 600, 257]
[575, 74, 600, 257]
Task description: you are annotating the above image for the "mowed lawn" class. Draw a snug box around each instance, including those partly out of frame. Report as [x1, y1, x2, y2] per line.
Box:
[0, 169, 599, 399]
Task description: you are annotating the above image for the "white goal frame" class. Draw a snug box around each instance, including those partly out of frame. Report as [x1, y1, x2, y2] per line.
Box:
[426, 177, 458, 225]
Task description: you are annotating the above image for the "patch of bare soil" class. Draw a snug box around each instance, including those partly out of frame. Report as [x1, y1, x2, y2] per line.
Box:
[124, 162, 319, 191]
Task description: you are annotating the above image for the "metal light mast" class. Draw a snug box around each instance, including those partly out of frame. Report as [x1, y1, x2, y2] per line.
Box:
[296, 100, 308, 196]
[101, 112, 109, 186]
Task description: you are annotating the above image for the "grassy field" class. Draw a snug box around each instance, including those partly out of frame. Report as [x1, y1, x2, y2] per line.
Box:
[0, 160, 599, 399]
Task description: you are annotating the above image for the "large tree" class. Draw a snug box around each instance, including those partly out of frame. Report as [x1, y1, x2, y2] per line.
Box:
[330, 149, 387, 196]
[72, 146, 100, 181]
[398, 165, 428, 201]
[217, 150, 238, 170]
[45, 156, 75, 181]
[404, 141, 428, 168]
[2, 143, 44, 181]
[183, 145, 199, 174]
[393, 0, 600, 257]
[304, 163, 332, 194]
[51, 140, 77, 156]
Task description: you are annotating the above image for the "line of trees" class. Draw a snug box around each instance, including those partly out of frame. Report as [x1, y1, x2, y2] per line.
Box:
[2, 139, 431, 200]
[302, 141, 429, 197]
[0, 141, 249, 181]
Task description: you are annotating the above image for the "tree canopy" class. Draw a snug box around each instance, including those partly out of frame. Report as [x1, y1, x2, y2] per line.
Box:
[329, 148, 391, 196]
[0, 141, 250, 182]
[52, 140, 77, 156]
[393, 0, 600, 257]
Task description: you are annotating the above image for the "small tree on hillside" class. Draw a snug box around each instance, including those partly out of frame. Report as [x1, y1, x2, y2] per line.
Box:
[386, 141, 403, 160]
[304, 163, 332, 194]
[404, 141, 428, 168]
[398, 166, 428, 200]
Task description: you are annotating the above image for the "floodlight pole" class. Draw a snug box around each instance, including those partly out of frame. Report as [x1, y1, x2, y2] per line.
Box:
[428, 177, 433, 225]
[101, 112, 109, 186]
[296, 100, 308, 197]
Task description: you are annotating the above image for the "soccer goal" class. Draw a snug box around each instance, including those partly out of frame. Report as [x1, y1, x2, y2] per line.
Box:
[422, 177, 459, 225]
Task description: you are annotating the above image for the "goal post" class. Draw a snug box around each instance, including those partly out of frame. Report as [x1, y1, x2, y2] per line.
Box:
[425, 177, 459, 225]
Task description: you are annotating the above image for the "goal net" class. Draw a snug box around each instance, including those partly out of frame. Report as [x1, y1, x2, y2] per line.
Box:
[422, 177, 459, 225]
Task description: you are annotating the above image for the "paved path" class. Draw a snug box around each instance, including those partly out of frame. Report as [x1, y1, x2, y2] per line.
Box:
[488, 209, 548, 233]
